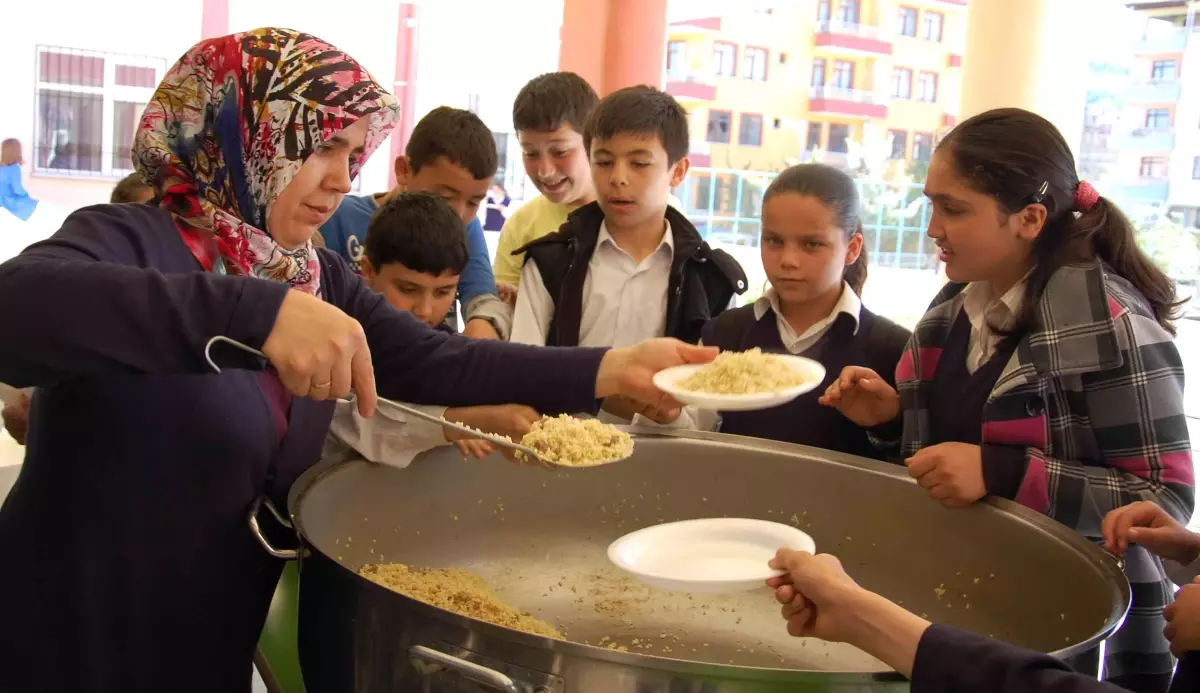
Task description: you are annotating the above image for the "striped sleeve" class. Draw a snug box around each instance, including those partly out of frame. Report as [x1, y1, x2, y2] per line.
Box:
[1012, 310, 1194, 536]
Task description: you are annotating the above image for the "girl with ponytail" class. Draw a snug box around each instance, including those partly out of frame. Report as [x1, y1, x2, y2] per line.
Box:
[822, 108, 1192, 693]
[640, 163, 911, 460]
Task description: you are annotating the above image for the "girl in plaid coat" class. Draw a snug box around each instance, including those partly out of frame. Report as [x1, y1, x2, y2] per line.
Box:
[823, 108, 1194, 693]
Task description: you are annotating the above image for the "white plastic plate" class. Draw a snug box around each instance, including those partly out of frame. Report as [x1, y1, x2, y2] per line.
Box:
[607, 518, 817, 594]
[652, 355, 827, 412]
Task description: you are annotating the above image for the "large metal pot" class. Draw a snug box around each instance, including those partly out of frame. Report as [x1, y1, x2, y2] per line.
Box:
[278, 429, 1129, 692]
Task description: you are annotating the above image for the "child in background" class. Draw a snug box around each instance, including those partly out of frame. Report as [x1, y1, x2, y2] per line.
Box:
[0, 139, 37, 222]
[492, 72, 599, 301]
[320, 107, 509, 339]
[510, 86, 746, 423]
[109, 173, 155, 204]
[823, 108, 1193, 692]
[643, 164, 909, 457]
[328, 192, 540, 465]
[484, 183, 510, 232]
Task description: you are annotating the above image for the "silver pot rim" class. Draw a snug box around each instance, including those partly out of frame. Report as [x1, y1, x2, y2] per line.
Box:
[288, 427, 1131, 677]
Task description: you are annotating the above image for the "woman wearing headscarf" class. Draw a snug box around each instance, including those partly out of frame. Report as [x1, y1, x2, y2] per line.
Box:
[0, 29, 709, 692]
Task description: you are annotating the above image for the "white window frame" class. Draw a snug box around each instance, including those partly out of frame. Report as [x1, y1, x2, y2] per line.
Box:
[34, 45, 165, 179]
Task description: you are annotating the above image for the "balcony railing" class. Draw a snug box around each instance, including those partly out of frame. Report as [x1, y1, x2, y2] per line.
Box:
[665, 69, 718, 100]
[809, 86, 889, 105]
[1125, 79, 1184, 103]
[815, 19, 888, 41]
[1121, 128, 1177, 152]
[1133, 27, 1189, 54]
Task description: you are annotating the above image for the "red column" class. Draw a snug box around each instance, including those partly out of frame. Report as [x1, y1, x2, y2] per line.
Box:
[199, 0, 229, 39]
[558, 0, 668, 96]
[388, 2, 421, 189]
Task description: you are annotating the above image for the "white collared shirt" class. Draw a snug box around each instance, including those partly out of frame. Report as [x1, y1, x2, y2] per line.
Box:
[961, 279, 1025, 374]
[510, 221, 676, 348]
[753, 281, 862, 354]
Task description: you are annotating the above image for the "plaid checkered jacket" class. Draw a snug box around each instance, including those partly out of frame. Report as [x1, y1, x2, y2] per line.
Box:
[895, 261, 1195, 682]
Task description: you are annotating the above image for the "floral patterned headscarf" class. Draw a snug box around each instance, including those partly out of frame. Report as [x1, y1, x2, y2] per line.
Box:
[133, 28, 400, 294]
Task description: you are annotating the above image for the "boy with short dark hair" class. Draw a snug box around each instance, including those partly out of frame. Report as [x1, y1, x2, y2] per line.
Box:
[491, 72, 599, 296]
[510, 86, 747, 422]
[320, 106, 509, 339]
[328, 192, 539, 465]
[361, 190, 468, 331]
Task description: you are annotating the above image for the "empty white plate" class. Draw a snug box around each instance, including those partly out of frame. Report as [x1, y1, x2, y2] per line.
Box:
[607, 518, 817, 594]
[652, 355, 826, 412]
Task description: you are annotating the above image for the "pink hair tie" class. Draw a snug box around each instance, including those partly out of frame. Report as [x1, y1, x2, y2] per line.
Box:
[1074, 181, 1100, 213]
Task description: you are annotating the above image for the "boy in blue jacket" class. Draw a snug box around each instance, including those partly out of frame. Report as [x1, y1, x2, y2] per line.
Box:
[320, 107, 509, 339]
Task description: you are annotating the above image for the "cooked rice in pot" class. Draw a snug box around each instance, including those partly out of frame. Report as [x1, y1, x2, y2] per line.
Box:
[677, 348, 808, 395]
[359, 563, 563, 638]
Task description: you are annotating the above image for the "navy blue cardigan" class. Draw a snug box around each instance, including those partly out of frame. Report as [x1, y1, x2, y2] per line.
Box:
[0, 204, 606, 693]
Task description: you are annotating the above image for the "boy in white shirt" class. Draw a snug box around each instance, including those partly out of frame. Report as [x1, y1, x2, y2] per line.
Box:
[509, 86, 746, 422]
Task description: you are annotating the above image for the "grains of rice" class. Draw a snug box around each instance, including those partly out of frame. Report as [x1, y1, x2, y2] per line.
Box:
[519, 414, 633, 466]
[676, 348, 807, 394]
[358, 563, 562, 639]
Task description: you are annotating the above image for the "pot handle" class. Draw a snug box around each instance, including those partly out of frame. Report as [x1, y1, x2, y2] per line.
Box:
[248, 495, 300, 561]
[409, 645, 521, 693]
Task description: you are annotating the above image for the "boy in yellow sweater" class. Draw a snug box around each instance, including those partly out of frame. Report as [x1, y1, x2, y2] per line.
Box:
[492, 72, 599, 302]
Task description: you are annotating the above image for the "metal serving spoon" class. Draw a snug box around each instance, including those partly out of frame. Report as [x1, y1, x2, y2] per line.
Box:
[202, 336, 629, 470]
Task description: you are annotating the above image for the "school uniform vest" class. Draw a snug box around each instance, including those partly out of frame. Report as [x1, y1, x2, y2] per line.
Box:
[702, 305, 910, 461]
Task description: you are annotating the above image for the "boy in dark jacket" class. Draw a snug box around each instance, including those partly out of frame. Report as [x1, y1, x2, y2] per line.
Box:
[509, 86, 746, 422]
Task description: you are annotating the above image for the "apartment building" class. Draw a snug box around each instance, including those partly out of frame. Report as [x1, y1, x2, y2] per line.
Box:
[1122, 0, 1200, 225]
[664, 0, 967, 174]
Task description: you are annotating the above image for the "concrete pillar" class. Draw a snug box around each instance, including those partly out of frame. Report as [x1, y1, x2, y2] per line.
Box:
[199, 0, 229, 39]
[388, 2, 421, 189]
[559, 0, 669, 96]
[958, 0, 1090, 155]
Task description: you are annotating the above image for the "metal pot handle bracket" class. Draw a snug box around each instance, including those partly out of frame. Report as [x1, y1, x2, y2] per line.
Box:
[248, 494, 301, 561]
[410, 645, 550, 693]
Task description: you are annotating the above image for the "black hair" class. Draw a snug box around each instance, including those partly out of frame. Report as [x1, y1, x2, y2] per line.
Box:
[584, 86, 690, 165]
[937, 107, 1178, 334]
[406, 106, 497, 180]
[365, 191, 468, 276]
[512, 71, 599, 134]
[763, 164, 868, 296]
[110, 172, 153, 204]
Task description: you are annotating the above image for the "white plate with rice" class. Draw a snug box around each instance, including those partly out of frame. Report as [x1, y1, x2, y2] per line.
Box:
[608, 518, 816, 593]
[652, 348, 826, 411]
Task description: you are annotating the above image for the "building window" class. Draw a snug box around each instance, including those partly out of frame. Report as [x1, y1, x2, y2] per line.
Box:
[913, 132, 933, 162]
[666, 41, 687, 74]
[743, 47, 768, 81]
[832, 60, 855, 90]
[923, 11, 944, 42]
[890, 130, 909, 159]
[918, 72, 938, 103]
[1193, 156, 1200, 179]
[891, 68, 913, 99]
[713, 42, 737, 77]
[838, 0, 860, 24]
[1151, 60, 1177, 81]
[1145, 108, 1171, 130]
[828, 123, 851, 153]
[739, 114, 764, 146]
[817, 0, 832, 22]
[811, 58, 827, 87]
[706, 110, 732, 143]
[898, 7, 919, 37]
[1139, 156, 1168, 178]
[807, 122, 824, 151]
[34, 46, 165, 176]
